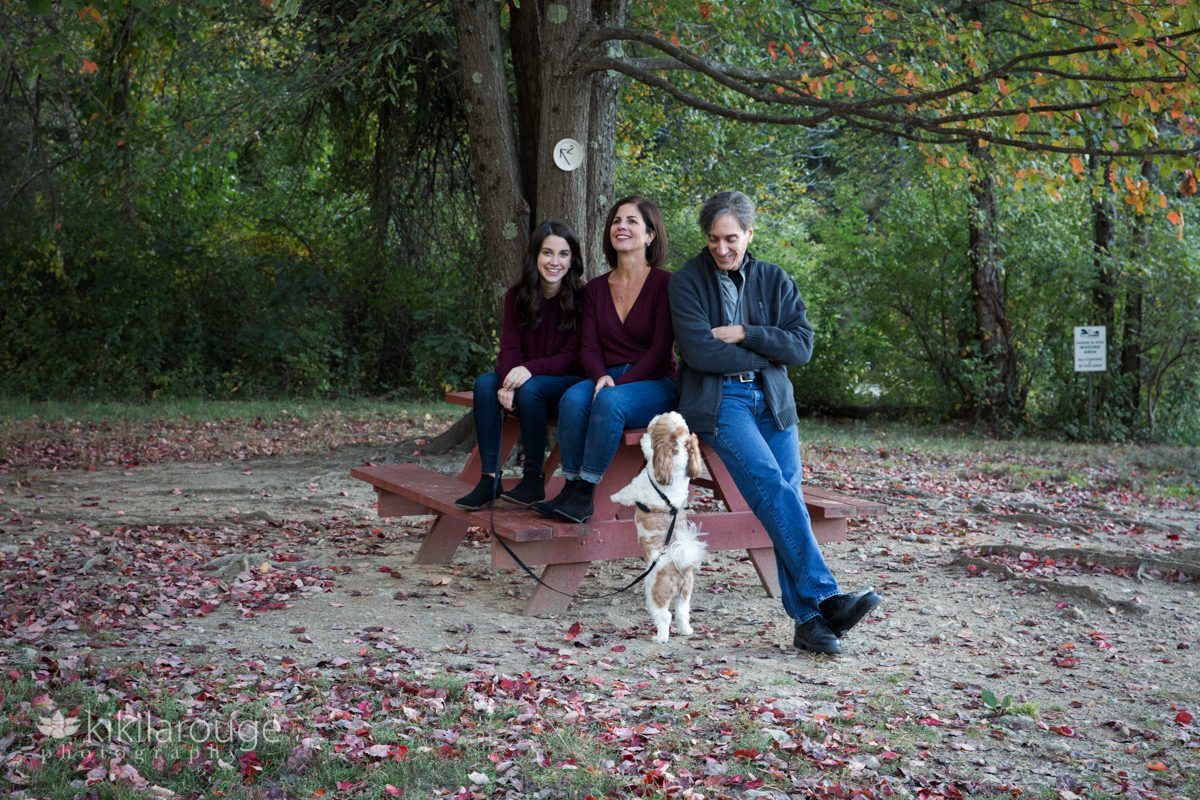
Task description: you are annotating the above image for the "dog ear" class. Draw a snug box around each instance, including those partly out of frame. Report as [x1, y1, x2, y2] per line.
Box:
[640, 431, 653, 461]
[652, 426, 672, 485]
[686, 434, 703, 479]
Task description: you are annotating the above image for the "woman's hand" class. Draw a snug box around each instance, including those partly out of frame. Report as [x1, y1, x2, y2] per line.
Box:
[497, 386, 515, 411]
[711, 325, 746, 344]
[502, 366, 532, 390]
[593, 375, 615, 397]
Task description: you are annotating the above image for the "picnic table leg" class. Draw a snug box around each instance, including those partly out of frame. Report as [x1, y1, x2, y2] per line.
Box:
[522, 562, 590, 617]
[459, 416, 521, 484]
[746, 547, 781, 598]
[700, 442, 782, 598]
[414, 516, 472, 565]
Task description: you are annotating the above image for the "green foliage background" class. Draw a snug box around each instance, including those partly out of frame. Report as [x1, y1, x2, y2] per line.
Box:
[1, 1, 1197, 442]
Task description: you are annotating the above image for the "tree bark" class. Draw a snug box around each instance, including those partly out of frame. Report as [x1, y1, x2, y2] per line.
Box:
[582, 0, 625, 274]
[451, 0, 529, 286]
[1090, 156, 1117, 334]
[967, 143, 1021, 425]
[534, 1, 598, 249]
[1122, 158, 1157, 429]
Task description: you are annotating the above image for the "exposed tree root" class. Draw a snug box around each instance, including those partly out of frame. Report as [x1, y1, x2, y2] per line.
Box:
[988, 512, 1092, 535]
[952, 552, 1149, 614]
[967, 543, 1200, 580]
[404, 412, 475, 456]
[205, 552, 333, 579]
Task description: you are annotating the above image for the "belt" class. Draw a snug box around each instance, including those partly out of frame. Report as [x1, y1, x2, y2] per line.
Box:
[725, 371, 757, 383]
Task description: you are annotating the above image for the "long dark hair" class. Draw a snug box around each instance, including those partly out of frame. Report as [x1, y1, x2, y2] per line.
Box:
[513, 219, 586, 331]
[601, 195, 668, 269]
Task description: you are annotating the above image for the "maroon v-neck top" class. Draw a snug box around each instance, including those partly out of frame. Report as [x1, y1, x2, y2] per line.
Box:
[580, 267, 676, 385]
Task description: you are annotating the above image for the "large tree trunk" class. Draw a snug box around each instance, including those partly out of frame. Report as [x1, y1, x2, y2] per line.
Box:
[451, 0, 529, 287]
[1090, 156, 1117, 333]
[534, 2, 597, 254]
[1121, 158, 1157, 430]
[582, 0, 625, 275]
[967, 144, 1021, 425]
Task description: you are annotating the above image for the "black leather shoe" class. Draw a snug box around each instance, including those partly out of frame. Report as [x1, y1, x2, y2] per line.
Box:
[553, 480, 595, 523]
[454, 475, 501, 510]
[532, 479, 580, 518]
[793, 616, 842, 655]
[820, 590, 882, 638]
[500, 472, 545, 506]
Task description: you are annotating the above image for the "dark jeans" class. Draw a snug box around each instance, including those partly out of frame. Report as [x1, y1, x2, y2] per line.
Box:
[556, 364, 678, 484]
[472, 371, 585, 475]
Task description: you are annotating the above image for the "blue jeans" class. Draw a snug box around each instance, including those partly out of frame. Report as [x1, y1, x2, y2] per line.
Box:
[472, 371, 584, 475]
[701, 379, 840, 624]
[557, 365, 678, 483]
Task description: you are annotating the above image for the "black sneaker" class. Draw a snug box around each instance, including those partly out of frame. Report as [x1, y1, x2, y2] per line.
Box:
[552, 480, 595, 523]
[820, 590, 883, 638]
[793, 616, 842, 655]
[454, 475, 501, 510]
[500, 472, 545, 506]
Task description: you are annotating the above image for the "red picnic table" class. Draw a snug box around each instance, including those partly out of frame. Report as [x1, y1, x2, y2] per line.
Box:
[352, 392, 883, 616]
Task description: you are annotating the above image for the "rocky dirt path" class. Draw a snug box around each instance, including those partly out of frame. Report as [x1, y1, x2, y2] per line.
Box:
[2, 421, 1198, 797]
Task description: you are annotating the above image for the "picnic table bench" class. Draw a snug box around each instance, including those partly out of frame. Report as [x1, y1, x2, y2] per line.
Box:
[352, 391, 884, 616]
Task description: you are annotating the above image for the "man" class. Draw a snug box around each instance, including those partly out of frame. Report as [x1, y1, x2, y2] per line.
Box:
[668, 190, 881, 655]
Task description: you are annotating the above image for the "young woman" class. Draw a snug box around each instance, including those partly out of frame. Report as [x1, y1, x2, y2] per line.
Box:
[455, 220, 587, 510]
[532, 196, 678, 523]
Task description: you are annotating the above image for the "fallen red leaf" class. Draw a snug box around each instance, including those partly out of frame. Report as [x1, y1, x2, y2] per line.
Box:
[1176, 710, 1193, 725]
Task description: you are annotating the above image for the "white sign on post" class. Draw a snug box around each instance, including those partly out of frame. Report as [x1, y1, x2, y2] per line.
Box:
[1074, 326, 1107, 372]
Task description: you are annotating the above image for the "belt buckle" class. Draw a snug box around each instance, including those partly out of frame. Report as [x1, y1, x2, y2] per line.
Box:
[737, 372, 754, 383]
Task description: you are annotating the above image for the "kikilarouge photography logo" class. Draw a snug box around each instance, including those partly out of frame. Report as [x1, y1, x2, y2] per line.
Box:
[37, 710, 283, 749]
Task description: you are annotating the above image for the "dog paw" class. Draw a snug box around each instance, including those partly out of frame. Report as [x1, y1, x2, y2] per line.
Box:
[677, 624, 694, 636]
[652, 632, 669, 644]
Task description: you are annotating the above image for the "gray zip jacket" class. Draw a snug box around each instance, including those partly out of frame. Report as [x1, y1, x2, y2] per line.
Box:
[668, 249, 814, 434]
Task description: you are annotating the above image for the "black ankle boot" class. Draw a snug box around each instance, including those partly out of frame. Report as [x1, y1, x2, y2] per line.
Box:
[532, 479, 581, 518]
[454, 475, 501, 510]
[500, 472, 545, 506]
[553, 480, 595, 523]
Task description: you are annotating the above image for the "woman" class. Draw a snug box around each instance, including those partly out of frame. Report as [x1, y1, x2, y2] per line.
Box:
[455, 220, 587, 510]
[667, 190, 881, 655]
[533, 196, 677, 523]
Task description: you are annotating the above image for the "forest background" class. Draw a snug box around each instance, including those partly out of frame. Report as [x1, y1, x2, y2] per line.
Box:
[2, 0, 1198, 444]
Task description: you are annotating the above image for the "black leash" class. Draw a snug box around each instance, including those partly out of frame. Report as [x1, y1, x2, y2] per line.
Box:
[485, 429, 680, 600]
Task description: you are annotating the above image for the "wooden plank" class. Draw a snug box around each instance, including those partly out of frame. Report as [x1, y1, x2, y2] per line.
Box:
[351, 464, 555, 541]
[522, 562, 591, 617]
[803, 485, 886, 516]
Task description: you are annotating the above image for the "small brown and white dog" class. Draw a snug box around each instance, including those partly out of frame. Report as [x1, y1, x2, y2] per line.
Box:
[610, 411, 707, 643]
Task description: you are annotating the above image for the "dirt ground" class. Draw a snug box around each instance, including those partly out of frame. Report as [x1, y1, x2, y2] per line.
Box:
[2, 427, 1198, 796]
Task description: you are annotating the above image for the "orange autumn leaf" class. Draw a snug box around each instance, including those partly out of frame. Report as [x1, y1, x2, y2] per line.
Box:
[1167, 210, 1182, 226]
[1015, 112, 1030, 132]
[1147, 761, 1168, 772]
[1070, 156, 1084, 175]
[80, 59, 99, 75]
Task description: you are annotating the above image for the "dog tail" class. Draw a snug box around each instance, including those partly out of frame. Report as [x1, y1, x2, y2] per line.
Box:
[665, 521, 706, 570]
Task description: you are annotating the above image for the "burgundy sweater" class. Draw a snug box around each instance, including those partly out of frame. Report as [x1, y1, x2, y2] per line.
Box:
[580, 267, 676, 385]
[495, 287, 582, 378]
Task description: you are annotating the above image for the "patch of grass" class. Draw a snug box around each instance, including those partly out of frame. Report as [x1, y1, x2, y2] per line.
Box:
[0, 396, 462, 425]
[1010, 702, 1039, 718]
